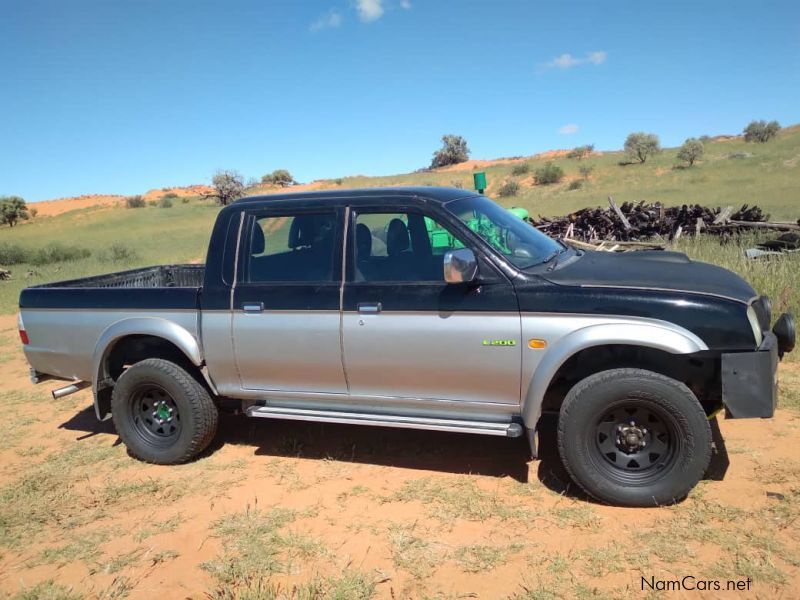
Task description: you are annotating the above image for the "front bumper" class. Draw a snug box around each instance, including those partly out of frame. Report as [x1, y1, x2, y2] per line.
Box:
[721, 331, 779, 418]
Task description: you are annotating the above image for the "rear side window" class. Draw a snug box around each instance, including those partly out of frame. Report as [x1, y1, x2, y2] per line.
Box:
[246, 213, 336, 282]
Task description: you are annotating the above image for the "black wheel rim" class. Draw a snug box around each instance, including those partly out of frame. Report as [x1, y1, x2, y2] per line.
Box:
[129, 384, 181, 446]
[591, 399, 680, 485]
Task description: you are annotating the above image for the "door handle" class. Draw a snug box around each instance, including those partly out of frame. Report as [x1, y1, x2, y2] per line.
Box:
[242, 302, 264, 313]
[358, 302, 382, 315]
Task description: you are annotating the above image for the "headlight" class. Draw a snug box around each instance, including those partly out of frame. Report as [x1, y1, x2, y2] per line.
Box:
[747, 306, 763, 347]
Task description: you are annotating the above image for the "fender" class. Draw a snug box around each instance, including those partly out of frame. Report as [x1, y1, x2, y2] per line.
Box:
[91, 317, 205, 420]
[521, 320, 708, 429]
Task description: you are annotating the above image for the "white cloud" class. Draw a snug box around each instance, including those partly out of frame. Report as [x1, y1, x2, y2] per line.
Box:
[587, 51, 607, 65]
[356, 0, 384, 22]
[545, 50, 608, 69]
[558, 124, 579, 135]
[310, 10, 343, 32]
[400, 0, 412, 8]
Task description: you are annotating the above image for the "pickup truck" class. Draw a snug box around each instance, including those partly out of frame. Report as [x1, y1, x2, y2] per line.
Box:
[19, 187, 795, 506]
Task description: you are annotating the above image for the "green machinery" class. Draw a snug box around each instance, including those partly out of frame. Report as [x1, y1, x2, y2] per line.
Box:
[424, 206, 529, 255]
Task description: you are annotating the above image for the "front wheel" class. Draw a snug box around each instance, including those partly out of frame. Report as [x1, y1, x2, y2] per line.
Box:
[557, 368, 712, 507]
[111, 358, 218, 465]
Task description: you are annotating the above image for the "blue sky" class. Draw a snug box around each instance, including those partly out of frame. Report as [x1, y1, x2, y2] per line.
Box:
[1, 0, 798, 201]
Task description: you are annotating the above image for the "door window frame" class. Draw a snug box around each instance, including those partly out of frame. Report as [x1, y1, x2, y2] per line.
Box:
[345, 205, 475, 285]
[236, 206, 346, 286]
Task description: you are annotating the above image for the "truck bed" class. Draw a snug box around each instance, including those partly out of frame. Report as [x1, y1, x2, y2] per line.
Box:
[19, 265, 205, 310]
[30, 264, 204, 289]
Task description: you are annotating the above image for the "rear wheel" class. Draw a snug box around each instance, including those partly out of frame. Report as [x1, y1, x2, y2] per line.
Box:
[557, 368, 711, 507]
[111, 358, 218, 465]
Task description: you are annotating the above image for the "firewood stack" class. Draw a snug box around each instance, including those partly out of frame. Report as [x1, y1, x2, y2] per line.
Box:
[528, 197, 797, 246]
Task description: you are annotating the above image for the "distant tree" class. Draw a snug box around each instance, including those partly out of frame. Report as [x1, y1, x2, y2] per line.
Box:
[743, 120, 781, 143]
[205, 170, 245, 206]
[676, 138, 704, 167]
[534, 162, 564, 185]
[624, 132, 661, 163]
[261, 169, 296, 187]
[430, 135, 470, 168]
[566, 144, 594, 159]
[30, 207, 39, 218]
[0, 196, 30, 227]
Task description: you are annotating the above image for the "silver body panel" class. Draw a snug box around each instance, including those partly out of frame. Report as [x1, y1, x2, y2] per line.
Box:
[342, 311, 521, 405]
[231, 309, 347, 394]
[22, 303, 707, 432]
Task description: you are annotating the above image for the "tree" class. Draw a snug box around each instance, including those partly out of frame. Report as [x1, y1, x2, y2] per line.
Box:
[743, 120, 781, 143]
[205, 170, 245, 206]
[624, 132, 661, 163]
[0, 196, 30, 227]
[430, 135, 470, 168]
[676, 138, 704, 167]
[261, 169, 296, 187]
[534, 162, 564, 185]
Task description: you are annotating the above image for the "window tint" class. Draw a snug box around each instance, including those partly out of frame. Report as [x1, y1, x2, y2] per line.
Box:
[353, 211, 465, 282]
[247, 213, 336, 282]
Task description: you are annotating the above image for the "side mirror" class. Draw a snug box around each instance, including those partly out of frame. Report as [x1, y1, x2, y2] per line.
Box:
[443, 248, 478, 283]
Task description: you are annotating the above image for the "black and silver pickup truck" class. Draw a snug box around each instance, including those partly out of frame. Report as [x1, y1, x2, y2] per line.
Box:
[18, 187, 795, 506]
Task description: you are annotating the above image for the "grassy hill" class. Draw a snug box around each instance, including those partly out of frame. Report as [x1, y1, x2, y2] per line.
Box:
[1, 126, 798, 319]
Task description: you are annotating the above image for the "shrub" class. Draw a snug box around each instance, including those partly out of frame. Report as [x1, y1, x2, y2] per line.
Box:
[158, 196, 173, 208]
[181, 197, 190, 204]
[148, 200, 158, 207]
[99, 243, 138, 262]
[30, 244, 91, 266]
[334, 178, 343, 186]
[162, 192, 179, 199]
[729, 151, 753, 160]
[676, 138, 704, 167]
[125, 195, 145, 209]
[430, 134, 470, 168]
[261, 169, 295, 187]
[623, 132, 661, 163]
[511, 163, 530, 176]
[743, 120, 780, 143]
[497, 180, 520, 197]
[566, 144, 594, 159]
[30, 207, 38, 218]
[0, 243, 30, 265]
[0, 196, 30, 227]
[568, 179, 583, 190]
[534, 162, 564, 185]
[450, 180, 464, 189]
[579, 164, 594, 179]
[699, 135, 712, 144]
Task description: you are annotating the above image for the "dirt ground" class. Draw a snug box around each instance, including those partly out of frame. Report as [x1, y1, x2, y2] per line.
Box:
[1, 314, 798, 599]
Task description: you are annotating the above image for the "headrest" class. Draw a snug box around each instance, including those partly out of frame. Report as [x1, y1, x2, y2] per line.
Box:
[386, 218, 410, 256]
[288, 215, 316, 249]
[251, 223, 265, 254]
[356, 223, 372, 258]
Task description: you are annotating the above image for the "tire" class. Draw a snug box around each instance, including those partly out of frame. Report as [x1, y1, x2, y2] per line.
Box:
[557, 368, 712, 507]
[111, 358, 218, 465]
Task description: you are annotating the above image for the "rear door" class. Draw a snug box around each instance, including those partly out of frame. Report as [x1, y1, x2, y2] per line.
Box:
[231, 207, 347, 393]
[341, 204, 521, 405]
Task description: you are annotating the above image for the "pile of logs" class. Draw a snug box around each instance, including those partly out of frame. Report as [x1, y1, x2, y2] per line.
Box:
[530, 197, 799, 249]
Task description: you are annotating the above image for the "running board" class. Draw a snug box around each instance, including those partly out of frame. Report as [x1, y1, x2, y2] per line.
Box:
[246, 406, 523, 438]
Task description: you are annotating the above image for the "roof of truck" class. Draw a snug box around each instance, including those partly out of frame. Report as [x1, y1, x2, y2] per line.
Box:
[232, 186, 477, 207]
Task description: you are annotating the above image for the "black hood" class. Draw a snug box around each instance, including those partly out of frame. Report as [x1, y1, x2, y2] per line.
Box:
[541, 250, 756, 304]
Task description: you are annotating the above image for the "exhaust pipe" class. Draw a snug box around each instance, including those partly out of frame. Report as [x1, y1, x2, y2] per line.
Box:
[52, 381, 90, 400]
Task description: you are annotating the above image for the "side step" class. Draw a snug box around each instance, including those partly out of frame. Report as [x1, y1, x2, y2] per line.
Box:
[246, 405, 523, 438]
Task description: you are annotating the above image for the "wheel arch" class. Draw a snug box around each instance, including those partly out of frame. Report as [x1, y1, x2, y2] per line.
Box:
[91, 318, 214, 421]
[522, 322, 709, 430]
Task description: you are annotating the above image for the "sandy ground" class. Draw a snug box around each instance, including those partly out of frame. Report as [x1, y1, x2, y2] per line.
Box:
[0, 314, 798, 599]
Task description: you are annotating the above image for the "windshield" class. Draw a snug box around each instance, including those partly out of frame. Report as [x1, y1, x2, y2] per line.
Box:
[447, 195, 564, 269]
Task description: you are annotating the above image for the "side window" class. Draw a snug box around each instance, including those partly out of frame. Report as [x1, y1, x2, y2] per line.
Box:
[353, 211, 466, 282]
[246, 212, 336, 283]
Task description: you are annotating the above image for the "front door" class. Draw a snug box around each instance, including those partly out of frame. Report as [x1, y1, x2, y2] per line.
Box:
[231, 208, 347, 394]
[341, 206, 521, 405]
